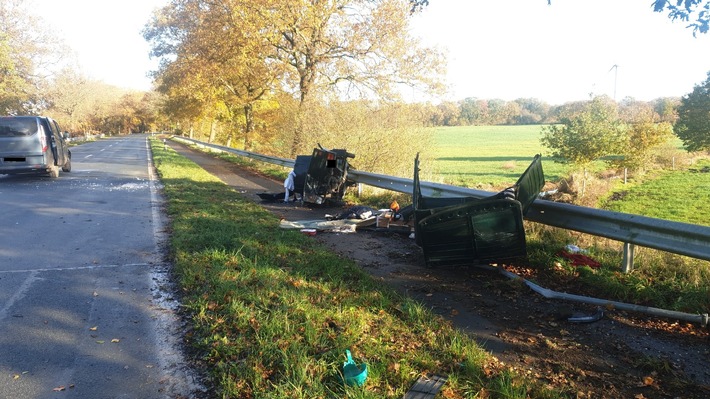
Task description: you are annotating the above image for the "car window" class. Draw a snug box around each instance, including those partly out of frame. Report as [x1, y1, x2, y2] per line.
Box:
[0, 118, 39, 137]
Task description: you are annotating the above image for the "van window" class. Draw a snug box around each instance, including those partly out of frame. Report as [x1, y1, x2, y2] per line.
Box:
[0, 118, 39, 137]
[48, 119, 61, 139]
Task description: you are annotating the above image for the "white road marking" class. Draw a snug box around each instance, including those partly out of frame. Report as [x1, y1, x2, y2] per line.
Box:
[0, 271, 39, 321]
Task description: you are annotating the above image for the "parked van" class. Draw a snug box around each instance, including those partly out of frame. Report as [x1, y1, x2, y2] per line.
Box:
[0, 116, 72, 178]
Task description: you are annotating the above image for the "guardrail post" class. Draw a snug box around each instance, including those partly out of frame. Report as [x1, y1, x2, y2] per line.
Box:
[622, 242, 635, 273]
[357, 183, 363, 198]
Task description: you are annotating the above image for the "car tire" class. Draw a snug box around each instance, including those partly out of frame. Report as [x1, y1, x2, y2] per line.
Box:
[62, 156, 71, 172]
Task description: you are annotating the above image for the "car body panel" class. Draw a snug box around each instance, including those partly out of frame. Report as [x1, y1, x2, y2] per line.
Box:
[413, 154, 544, 266]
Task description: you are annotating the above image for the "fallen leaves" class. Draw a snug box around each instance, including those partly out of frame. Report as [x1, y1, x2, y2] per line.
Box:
[88, 326, 120, 343]
[11, 371, 29, 380]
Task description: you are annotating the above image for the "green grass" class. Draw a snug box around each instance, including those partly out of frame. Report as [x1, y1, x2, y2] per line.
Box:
[525, 223, 710, 315]
[150, 139, 567, 399]
[600, 159, 710, 226]
[423, 125, 584, 188]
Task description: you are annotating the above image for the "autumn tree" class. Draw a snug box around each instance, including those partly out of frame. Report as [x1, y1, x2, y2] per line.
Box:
[674, 71, 710, 152]
[44, 68, 95, 132]
[0, 0, 65, 114]
[145, 0, 282, 149]
[618, 102, 674, 170]
[253, 0, 445, 155]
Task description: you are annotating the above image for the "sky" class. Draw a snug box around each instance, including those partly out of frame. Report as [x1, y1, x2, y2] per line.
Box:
[32, 0, 710, 105]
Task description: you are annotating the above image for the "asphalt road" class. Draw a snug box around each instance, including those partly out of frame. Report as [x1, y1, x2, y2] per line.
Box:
[0, 135, 200, 399]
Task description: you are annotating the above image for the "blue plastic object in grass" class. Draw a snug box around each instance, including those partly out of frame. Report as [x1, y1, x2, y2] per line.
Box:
[342, 349, 367, 387]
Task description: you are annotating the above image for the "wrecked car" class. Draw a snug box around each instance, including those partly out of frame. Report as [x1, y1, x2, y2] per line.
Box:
[293, 145, 356, 205]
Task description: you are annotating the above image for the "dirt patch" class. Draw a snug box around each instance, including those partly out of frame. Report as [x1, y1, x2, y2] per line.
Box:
[608, 190, 629, 202]
[167, 141, 710, 398]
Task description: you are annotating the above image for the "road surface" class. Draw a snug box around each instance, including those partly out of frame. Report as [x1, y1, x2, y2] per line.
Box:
[0, 135, 201, 399]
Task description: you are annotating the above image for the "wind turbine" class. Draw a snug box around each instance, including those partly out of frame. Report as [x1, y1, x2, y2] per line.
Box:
[609, 64, 618, 101]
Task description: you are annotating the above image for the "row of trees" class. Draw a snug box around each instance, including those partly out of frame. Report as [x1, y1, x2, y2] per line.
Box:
[0, 0, 161, 135]
[428, 96, 680, 127]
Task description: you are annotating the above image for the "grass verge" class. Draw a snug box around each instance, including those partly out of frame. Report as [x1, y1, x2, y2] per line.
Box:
[150, 139, 566, 398]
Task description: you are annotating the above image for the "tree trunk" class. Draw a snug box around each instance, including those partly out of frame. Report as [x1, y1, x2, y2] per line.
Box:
[208, 119, 217, 143]
[243, 103, 254, 151]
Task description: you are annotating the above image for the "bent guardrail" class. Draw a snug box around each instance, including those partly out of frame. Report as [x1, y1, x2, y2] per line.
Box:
[172, 136, 710, 265]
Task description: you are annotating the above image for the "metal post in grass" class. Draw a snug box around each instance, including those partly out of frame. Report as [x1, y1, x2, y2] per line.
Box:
[622, 242, 635, 273]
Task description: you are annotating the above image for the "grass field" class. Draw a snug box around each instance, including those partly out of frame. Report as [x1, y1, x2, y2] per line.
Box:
[422, 125, 574, 188]
[601, 159, 710, 226]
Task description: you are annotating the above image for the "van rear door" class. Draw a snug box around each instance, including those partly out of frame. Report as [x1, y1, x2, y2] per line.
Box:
[0, 117, 44, 161]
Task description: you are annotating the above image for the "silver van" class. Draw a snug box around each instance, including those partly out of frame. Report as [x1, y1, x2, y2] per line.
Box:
[0, 116, 72, 178]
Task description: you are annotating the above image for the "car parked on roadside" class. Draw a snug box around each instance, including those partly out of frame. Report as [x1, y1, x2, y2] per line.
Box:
[0, 116, 72, 178]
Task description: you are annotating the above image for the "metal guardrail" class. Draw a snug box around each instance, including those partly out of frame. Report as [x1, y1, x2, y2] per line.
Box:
[173, 137, 710, 264]
[176, 138, 296, 168]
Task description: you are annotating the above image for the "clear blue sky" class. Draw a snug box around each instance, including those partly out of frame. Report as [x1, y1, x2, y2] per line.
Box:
[34, 0, 710, 105]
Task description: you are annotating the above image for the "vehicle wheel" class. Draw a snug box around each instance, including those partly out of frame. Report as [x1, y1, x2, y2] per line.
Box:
[48, 164, 60, 178]
[62, 156, 71, 172]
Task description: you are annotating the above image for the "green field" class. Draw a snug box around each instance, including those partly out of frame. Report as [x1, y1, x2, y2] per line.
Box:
[422, 125, 573, 188]
[421, 126, 710, 225]
[601, 159, 710, 226]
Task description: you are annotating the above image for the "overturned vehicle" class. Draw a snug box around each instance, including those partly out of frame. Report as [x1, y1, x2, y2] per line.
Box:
[293, 145, 356, 205]
[413, 154, 544, 267]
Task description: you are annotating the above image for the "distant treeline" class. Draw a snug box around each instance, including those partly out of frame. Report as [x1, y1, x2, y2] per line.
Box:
[424, 96, 680, 126]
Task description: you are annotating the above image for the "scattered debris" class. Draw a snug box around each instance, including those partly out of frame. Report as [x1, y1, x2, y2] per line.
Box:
[325, 205, 378, 220]
[564, 244, 586, 254]
[567, 307, 605, 323]
[342, 350, 367, 387]
[403, 373, 447, 399]
[557, 249, 601, 269]
[279, 218, 370, 233]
